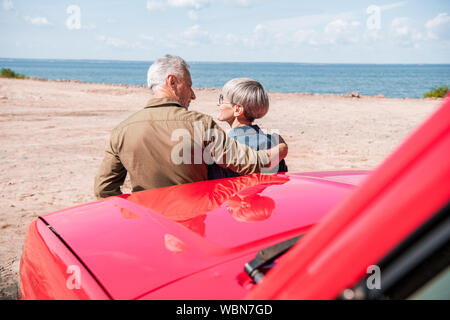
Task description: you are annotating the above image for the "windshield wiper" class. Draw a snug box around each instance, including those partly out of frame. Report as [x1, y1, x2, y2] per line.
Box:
[245, 234, 303, 283]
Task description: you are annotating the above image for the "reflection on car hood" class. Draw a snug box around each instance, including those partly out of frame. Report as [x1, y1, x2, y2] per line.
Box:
[42, 171, 368, 300]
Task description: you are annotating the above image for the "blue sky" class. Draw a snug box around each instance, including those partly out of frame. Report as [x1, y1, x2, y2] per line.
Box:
[0, 0, 449, 63]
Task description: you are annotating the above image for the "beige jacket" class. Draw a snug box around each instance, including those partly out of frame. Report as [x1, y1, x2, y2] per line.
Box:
[94, 98, 272, 199]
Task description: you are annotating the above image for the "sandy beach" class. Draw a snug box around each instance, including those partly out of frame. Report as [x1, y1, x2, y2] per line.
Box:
[0, 77, 442, 299]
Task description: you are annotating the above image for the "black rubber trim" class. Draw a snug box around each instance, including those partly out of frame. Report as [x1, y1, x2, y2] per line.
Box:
[337, 201, 450, 300]
[245, 234, 304, 283]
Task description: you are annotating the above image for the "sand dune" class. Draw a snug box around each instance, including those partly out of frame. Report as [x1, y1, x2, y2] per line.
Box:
[0, 78, 441, 299]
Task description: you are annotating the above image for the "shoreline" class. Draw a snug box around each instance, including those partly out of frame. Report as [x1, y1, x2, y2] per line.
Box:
[2, 57, 450, 65]
[0, 76, 443, 100]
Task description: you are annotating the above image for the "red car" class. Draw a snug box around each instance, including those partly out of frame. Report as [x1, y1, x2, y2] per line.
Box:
[19, 98, 450, 300]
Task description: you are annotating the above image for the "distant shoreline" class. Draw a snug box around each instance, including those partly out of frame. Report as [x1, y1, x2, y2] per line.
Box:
[1, 59, 448, 98]
[1, 77, 442, 101]
[2, 57, 450, 65]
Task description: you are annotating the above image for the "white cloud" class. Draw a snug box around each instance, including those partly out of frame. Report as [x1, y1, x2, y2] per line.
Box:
[212, 24, 268, 49]
[188, 9, 198, 21]
[24, 16, 52, 26]
[324, 19, 361, 45]
[146, 1, 167, 11]
[292, 29, 319, 46]
[179, 24, 212, 46]
[169, 0, 209, 9]
[390, 17, 423, 48]
[82, 23, 96, 30]
[140, 27, 212, 49]
[253, 24, 265, 34]
[380, 1, 408, 11]
[146, 0, 210, 11]
[223, 33, 240, 45]
[208, 14, 364, 50]
[363, 29, 383, 43]
[224, 0, 260, 7]
[211, 12, 358, 49]
[138, 6, 447, 55]
[2, 0, 13, 11]
[248, 24, 270, 47]
[391, 18, 410, 36]
[211, 23, 281, 49]
[139, 34, 155, 41]
[425, 13, 450, 40]
[96, 35, 130, 48]
[106, 17, 117, 24]
[266, 12, 355, 31]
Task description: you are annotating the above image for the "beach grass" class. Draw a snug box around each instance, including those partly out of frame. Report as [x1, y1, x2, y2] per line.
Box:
[1, 68, 26, 79]
[424, 85, 448, 98]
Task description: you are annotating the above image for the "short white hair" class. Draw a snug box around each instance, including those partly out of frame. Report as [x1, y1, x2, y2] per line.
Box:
[222, 78, 269, 122]
[147, 54, 190, 94]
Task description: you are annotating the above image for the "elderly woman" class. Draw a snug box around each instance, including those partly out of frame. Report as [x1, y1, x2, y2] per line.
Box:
[208, 78, 288, 180]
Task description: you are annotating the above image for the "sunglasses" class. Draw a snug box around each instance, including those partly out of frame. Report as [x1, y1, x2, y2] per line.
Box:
[219, 94, 234, 105]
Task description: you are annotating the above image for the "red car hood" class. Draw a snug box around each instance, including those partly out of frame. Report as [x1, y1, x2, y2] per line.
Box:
[42, 171, 368, 300]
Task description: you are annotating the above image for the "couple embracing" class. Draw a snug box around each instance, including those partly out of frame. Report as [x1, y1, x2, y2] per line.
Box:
[94, 54, 288, 199]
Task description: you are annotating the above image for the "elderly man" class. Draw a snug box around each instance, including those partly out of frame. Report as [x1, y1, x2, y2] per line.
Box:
[94, 55, 288, 199]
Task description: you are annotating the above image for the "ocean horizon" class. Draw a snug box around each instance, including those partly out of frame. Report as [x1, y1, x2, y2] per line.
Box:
[1, 58, 449, 98]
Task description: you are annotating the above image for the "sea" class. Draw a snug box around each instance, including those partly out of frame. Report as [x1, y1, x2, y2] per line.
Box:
[1, 58, 449, 98]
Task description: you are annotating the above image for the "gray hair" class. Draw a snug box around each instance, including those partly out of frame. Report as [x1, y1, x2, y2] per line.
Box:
[222, 78, 269, 122]
[147, 54, 190, 94]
